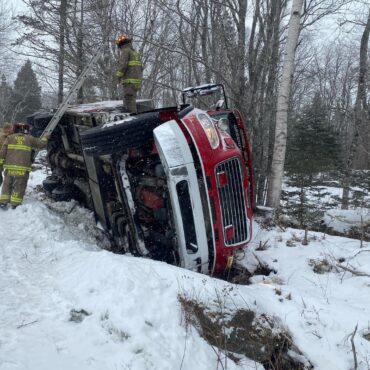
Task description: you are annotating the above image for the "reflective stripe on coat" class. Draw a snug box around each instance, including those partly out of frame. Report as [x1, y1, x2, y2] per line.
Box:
[0, 133, 47, 174]
[117, 44, 143, 89]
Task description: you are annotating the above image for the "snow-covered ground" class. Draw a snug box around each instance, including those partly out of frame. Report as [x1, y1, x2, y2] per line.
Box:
[282, 180, 370, 235]
[1, 169, 370, 370]
[324, 208, 370, 234]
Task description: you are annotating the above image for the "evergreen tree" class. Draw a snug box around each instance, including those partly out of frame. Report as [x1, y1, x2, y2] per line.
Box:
[11, 60, 42, 122]
[282, 93, 342, 228]
[286, 92, 341, 179]
[0, 74, 13, 124]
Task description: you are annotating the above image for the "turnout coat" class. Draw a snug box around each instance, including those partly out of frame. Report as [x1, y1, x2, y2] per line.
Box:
[116, 43, 143, 89]
[0, 133, 47, 176]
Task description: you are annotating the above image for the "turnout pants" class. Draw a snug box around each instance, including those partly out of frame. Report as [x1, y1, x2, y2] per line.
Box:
[0, 170, 29, 207]
[122, 84, 139, 114]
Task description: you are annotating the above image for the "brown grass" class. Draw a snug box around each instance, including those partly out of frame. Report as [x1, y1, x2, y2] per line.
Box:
[179, 295, 313, 369]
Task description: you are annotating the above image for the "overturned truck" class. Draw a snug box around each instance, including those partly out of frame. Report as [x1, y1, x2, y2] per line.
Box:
[29, 84, 253, 276]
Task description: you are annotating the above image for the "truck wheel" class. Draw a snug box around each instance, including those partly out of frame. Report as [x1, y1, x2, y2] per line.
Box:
[80, 112, 162, 155]
[43, 175, 61, 193]
[51, 184, 78, 202]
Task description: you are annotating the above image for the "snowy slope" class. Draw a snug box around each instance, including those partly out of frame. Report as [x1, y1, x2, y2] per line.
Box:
[0, 171, 260, 370]
[244, 225, 370, 370]
[1, 169, 370, 370]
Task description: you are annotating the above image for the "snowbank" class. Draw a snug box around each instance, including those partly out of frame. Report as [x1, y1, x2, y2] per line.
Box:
[324, 208, 370, 233]
[0, 175, 259, 370]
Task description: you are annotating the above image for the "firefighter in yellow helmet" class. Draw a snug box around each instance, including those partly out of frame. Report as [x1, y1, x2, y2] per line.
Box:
[115, 34, 143, 114]
[0, 123, 14, 186]
[0, 123, 48, 210]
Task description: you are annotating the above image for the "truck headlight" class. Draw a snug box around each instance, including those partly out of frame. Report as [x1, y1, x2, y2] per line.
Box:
[216, 117, 230, 134]
[197, 113, 219, 149]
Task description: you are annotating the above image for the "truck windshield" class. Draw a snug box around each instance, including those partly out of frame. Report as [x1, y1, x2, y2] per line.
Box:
[183, 85, 225, 111]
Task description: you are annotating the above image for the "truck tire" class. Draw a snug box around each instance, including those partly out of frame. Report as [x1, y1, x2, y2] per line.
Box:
[80, 112, 162, 155]
[51, 184, 80, 202]
[43, 175, 62, 193]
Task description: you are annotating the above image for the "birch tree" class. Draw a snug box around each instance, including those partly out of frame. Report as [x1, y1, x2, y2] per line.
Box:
[266, 0, 304, 208]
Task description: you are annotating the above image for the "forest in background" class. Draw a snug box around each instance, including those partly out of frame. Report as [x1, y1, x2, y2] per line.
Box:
[0, 0, 369, 212]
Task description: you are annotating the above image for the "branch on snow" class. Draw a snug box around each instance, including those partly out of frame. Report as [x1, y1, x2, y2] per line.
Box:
[16, 320, 38, 329]
[336, 264, 370, 277]
[350, 324, 358, 370]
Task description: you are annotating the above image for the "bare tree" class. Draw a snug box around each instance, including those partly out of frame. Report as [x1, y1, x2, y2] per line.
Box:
[0, 1, 15, 75]
[342, 9, 370, 209]
[0, 74, 12, 123]
[266, 0, 304, 208]
[58, 0, 68, 104]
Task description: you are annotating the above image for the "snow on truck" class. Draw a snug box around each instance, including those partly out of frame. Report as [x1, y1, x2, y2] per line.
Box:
[28, 84, 254, 276]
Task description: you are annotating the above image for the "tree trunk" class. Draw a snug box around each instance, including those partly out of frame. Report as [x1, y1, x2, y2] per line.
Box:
[200, 0, 211, 82]
[77, 0, 84, 103]
[256, 0, 283, 205]
[234, 0, 247, 109]
[266, 0, 304, 208]
[341, 10, 370, 209]
[58, 0, 67, 105]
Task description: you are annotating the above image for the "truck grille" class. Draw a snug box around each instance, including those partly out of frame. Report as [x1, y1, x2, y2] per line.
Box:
[216, 157, 248, 245]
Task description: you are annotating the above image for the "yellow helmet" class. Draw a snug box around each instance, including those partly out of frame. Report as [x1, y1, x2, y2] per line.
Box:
[116, 34, 132, 47]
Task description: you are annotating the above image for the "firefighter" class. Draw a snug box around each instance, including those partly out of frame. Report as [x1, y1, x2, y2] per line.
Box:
[0, 123, 14, 186]
[115, 34, 143, 114]
[0, 123, 48, 210]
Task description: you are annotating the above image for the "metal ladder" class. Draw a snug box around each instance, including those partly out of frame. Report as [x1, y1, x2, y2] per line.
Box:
[41, 44, 105, 138]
